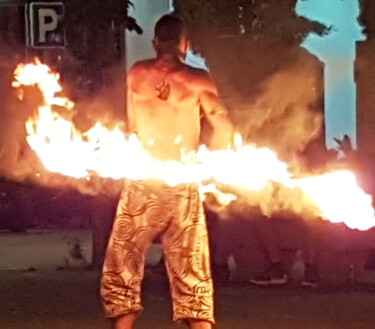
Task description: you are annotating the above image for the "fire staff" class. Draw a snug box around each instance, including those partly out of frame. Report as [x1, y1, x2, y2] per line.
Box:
[100, 14, 234, 329]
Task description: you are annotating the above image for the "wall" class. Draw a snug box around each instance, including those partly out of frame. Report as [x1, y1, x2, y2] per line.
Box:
[126, 0, 171, 70]
[356, 40, 375, 154]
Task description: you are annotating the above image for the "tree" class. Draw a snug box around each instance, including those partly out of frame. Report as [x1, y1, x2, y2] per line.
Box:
[174, 0, 328, 53]
[359, 0, 375, 40]
[173, 0, 328, 92]
[64, 0, 142, 66]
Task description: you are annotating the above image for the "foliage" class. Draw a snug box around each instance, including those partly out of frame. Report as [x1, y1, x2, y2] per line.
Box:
[359, 0, 375, 40]
[63, 0, 142, 65]
[173, 0, 329, 50]
[64, 0, 142, 34]
[172, 0, 327, 150]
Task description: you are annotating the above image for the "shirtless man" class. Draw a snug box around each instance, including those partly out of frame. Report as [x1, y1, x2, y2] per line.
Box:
[100, 14, 234, 329]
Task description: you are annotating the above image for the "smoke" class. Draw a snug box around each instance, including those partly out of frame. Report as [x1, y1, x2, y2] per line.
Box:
[64, 63, 126, 134]
[207, 55, 340, 223]
[211, 180, 321, 225]
[232, 55, 324, 169]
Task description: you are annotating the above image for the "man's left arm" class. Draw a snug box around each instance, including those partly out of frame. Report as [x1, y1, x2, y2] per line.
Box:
[199, 79, 235, 150]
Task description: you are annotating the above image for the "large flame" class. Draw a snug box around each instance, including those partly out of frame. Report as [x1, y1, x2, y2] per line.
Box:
[295, 171, 375, 231]
[11, 59, 375, 231]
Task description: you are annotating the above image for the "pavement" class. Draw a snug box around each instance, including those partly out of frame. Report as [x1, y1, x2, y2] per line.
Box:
[0, 268, 375, 329]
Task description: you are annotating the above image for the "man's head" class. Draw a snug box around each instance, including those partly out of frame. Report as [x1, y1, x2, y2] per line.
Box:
[152, 14, 190, 60]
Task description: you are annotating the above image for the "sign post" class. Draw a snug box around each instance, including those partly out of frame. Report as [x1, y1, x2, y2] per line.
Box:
[28, 2, 64, 48]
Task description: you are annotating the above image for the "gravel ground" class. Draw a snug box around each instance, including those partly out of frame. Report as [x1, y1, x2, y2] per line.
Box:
[0, 269, 375, 329]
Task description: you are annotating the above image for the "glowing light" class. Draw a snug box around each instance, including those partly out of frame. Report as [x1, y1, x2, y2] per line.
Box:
[12, 59, 375, 231]
[295, 170, 375, 231]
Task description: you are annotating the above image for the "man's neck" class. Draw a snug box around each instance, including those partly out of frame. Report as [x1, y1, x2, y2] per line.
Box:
[156, 52, 184, 64]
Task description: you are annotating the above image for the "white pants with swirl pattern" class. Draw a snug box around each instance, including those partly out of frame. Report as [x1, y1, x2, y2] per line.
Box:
[100, 179, 214, 324]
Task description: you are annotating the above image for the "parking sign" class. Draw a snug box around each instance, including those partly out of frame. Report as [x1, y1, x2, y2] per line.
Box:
[28, 2, 64, 48]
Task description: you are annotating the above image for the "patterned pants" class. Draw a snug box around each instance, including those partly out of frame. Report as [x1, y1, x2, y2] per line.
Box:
[100, 179, 214, 324]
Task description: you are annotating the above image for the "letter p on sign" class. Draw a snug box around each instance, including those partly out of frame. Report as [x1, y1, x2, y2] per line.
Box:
[29, 2, 64, 48]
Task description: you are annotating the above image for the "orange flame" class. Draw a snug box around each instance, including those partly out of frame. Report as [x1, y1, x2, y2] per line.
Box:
[11, 59, 375, 231]
[295, 170, 375, 230]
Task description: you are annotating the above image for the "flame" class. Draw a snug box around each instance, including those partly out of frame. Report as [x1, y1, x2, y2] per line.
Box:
[295, 171, 375, 231]
[11, 59, 375, 231]
[12, 58, 73, 109]
[199, 183, 237, 207]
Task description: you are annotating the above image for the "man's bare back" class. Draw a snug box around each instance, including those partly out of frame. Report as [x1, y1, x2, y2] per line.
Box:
[127, 57, 234, 161]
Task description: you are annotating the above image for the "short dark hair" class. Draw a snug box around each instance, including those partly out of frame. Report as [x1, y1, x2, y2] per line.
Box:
[154, 14, 185, 43]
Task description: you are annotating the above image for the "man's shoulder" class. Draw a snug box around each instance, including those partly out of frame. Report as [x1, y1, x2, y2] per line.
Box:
[129, 59, 156, 74]
[127, 60, 156, 86]
[183, 65, 212, 87]
[183, 65, 216, 93]
[184, 64, 209, 78]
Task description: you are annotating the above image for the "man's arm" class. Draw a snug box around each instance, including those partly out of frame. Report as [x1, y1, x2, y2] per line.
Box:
[126, 70, 136, 135]
[199, 74, 235, 150]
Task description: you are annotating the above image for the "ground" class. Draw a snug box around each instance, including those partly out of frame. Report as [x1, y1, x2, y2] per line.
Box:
[0, 268, 375, 329]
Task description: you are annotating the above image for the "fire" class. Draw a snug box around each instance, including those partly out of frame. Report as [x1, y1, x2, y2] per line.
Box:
[12, 58, 73, 109]
[295, 171, 375, 231]
[12, 58, 291, 187]
[11, 59, 375, 231]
